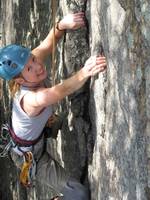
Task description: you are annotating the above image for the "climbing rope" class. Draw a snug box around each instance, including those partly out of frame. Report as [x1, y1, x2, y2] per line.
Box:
[51, 0, 57, 85]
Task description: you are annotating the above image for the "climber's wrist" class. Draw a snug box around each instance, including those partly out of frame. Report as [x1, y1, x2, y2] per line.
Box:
[56, 20, 65, 32]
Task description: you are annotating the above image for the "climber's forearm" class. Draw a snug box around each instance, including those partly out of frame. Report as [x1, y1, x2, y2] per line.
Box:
[56, 69, 89, 98]
[33, 69, 88, 107]
[32, 12, 85, 61]
[32, 24, 65, 61]
[35, 56, 106, 107]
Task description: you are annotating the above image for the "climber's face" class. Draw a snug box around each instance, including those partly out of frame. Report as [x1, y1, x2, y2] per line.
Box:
[21, 54, 47, 85]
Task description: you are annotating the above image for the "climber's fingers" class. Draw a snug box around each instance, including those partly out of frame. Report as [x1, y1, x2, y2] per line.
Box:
[46, 114, 58, 127]
[85, 56, 106, 67]
[91, 64, 106, 76]
[74, 12, 85, 17]
[59, 12, 86, 30]
[83, 55, 107, 77]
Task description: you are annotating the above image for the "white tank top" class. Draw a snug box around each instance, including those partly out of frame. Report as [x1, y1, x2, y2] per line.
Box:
[12, 86, 52, 155]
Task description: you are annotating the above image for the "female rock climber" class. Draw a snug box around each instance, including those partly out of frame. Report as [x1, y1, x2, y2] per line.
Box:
[0, 12, 106, 200]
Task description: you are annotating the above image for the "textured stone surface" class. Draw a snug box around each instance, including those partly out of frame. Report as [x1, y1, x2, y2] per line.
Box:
[0, 0, 150, 200]
[88, 0, 150, 199]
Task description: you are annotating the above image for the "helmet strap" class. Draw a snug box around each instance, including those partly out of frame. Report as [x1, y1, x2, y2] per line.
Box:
[17, 75, 41, 88]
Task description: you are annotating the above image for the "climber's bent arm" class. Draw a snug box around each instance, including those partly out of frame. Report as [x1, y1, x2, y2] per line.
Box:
[23, 56, 106, 115]
[24, 68, 88, 113]
[31, 26, 64, 62]
[35, 69, 89, 106]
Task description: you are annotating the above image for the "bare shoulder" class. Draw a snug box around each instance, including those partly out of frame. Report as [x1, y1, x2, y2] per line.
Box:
[23, 85, 66, 111]
[21, 89, 45, 116]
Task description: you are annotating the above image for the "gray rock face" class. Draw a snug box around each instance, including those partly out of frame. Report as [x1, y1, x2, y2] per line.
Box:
[88, 1, 150, 200]
[0, 0, 150, 199]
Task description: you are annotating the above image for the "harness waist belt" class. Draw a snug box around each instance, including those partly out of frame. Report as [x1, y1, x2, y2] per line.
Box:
[8, 125, 43, 147]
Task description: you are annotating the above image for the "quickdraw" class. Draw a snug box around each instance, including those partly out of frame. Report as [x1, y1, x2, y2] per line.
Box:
[0, 124, 14, 157]
[20, 151, 37, 187]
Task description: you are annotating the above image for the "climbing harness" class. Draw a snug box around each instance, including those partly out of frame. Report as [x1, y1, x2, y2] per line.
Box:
[20, 151, 37, 187]
[0, 124, 38, 187]
[0, 113, 58, 157]
[1, 123, 43, 149]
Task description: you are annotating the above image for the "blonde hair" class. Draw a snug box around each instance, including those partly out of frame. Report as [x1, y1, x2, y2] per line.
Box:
[8, 73, 22, 97]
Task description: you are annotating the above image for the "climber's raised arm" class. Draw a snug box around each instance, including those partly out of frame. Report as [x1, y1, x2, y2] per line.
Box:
[22, 56, 106, 114]
[32, 12, 85, 62]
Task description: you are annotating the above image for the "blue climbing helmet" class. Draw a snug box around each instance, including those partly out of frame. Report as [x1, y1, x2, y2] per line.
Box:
[0, 44, 31, 80]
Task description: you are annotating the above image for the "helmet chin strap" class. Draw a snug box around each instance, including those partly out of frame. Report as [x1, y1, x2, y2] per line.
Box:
[21, 75, 41, 88]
